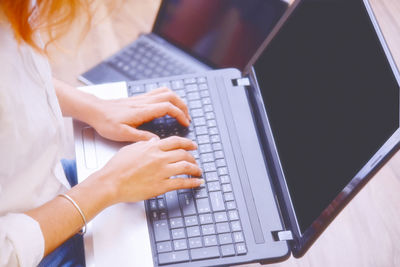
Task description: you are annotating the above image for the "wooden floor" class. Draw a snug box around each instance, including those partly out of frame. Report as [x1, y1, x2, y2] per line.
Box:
[48, 0, 400, 266]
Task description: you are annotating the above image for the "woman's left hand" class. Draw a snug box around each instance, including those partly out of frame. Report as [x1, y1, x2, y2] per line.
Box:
[89, 87, 191, 142]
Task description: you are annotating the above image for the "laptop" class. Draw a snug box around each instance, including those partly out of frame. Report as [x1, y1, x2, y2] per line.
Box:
[79, 0, 291, 85]
[73, 0, 400, 266]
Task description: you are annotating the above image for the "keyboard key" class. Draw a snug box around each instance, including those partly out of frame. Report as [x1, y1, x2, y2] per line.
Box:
[216, 222, 230, 234]
[203, 162, 216, 172]
[191, 108, 204, 118]
[197, 135, 210, 144]
[222, 184, 232, 193]
[205, 172, 218, 182]
[236, 243, 247, 255]
[195, 126, 208, 135]
[210, 192, 225, 212]
[184, 78, 196, 84]
[208, 181, 221, 192]
[201, 224, 216, 235]
[210, 135, 220, 143]
[203, 235, 218, 246]
[128, 85, 145, 95]
[165, 191, 181, 218]
[200, 90, 210, 98]
[171, 80, 184, 89]
[213, 143, 223, 151]
[218, 167, 228, 176]
[229, 210, 239, 221]
[197, 77, 207, 83]
[202, 98, 211, 105]
[190, 246, 220, 260]
[158, 81, 171, 88]
[157, 241, 172, 253]
[218, 233, 233, 245]
[179, 193, 196, 216]
[224, 192, 234, 202]
[201, 153, 214, 163]
[226, 201, 236, 210]
[209, 127, 218, 135]
[170, 218, 184, 229]
[193, 188, 208, 198]
[187, 92, 201, 100]
[153, 220, 170, 242]
[199, 83, 208, 90]
[149, 200, 157, 211]
[145, 83, 158, 91]
[199, 144, 212, 154]
[207, 120, 217, 128]
[199, 214, 213, 224]
[158, 199, 166, 210]
[160, 211, 168, 219]
[204, 104, 213, 112]
[220, 175, 230, 184]
[221, 244, 236, 257]
[172, 228, 186, 239]
[214, 211, 228, 222]
[231, 221, 242, 231]
[187, 226, 201, 237]
[189, 100, 202, 109]
[173, 239, 188, 251]
[189, 237, 202, 248]
[214, 150, 224, 159]
[158, 250, 189, 264]
[193, 117, 206, 126]
[216, 159, 226, 168]
[233, 232, 245, 243]
[196, 198, 211, 213]
[183, 215, 198, 226]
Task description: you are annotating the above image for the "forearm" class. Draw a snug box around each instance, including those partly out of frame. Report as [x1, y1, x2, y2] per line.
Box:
[53, 78, 103, 125]
[25, 171, 116, 257]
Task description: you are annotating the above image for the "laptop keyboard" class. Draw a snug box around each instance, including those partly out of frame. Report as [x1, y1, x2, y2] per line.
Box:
[127, 77, 247, 265]
[107, 40, 193, 80]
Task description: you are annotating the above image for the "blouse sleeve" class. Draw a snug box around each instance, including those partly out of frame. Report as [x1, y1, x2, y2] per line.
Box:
[0, 213, 45, 267]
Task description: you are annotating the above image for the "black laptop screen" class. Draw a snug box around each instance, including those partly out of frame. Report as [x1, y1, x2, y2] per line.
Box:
[153, 0, 289, 70]
[254, 0, 399, 234]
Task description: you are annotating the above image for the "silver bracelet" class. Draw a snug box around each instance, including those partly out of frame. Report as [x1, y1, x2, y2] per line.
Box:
[59, 193, 87, 235]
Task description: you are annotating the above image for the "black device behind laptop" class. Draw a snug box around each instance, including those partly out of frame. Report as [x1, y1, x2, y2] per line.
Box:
[79, 0, 290, 85]
[121, 0, 400, 265]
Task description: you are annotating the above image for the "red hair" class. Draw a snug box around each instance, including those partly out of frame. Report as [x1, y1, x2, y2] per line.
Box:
[0, 0, 93, 53]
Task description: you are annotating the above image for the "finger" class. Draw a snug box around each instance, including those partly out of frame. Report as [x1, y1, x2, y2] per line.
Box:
[145, 87, 170, 95]
[162, 149, 197, 164]
[145, 102, 190, 126]
[166, 161, 202, 177]
[148, 92, 190, 121]
[164, 177, 205, 192]
[119, 124, 158, 142]
[158, 136, 198, 151]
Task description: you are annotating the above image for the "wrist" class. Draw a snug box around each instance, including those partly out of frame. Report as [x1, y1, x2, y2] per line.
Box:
[67, 169, 118, 220]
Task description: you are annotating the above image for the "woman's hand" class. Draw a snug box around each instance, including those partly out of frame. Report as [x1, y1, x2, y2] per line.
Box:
[89, 87, 191, 142]
[96, 136, 203, 203]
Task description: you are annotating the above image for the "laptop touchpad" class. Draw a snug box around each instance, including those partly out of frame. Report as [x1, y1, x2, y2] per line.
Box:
[82, 127, 98, 169]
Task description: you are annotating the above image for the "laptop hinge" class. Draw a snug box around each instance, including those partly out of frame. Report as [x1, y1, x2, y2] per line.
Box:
[271, 230, 294, 241]
[232, 77, 251, 87]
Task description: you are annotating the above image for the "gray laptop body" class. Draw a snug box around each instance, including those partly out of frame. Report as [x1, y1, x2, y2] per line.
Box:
[74, 0, 400, 266]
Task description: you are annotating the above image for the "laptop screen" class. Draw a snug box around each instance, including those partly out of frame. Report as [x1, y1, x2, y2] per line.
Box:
[253, 0, 399, 234]
[153, 0, 290, 71]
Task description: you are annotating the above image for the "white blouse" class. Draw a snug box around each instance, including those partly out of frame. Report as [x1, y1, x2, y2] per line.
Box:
[0, 19, 70, 266]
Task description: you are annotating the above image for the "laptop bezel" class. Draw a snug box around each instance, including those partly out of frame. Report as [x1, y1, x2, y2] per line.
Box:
[244, 0, 400, 258]
[152, 0, 292, 72]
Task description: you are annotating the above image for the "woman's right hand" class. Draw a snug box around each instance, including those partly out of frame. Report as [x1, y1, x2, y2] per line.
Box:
[97, 136, 203, 204]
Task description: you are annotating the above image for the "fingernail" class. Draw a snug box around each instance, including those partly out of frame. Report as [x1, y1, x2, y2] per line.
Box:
[197, 179, 205, 185]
